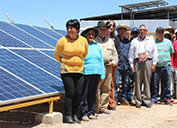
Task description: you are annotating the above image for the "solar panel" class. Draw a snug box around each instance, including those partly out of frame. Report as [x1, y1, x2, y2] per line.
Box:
[11, 49, 61, 78]
[13, 23, 59, 47]
[54, 29, 67, 36]
[0, 49, 63, 93]
[34, 26, 63, 40]
[0, 67, 43, 102]
[0, 21, 65, 106]
[0, 29, 30, 48]
[0, 21, 54, 49]
[40, 50, 55, 58]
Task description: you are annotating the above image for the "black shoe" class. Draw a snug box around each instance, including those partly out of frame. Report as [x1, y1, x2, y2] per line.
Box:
[64, 116, 75, 124]
[108, 107, 116, 111]
[73, 115, 81, 124]
[146, 104, 151, 108]
[135, 104, 141, 108]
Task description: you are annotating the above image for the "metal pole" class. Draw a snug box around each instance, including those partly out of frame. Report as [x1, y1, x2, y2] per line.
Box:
[45, 19, 54, 29]
[4, 13, 14, 23]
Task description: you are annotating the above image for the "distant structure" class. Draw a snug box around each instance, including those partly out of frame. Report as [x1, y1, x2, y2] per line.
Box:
[80, 0, 177, 32]
[119, 0, 168, 12]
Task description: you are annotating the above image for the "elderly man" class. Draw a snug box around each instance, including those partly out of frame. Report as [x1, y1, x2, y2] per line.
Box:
[129, 24, 158, 108]
[150, 27, 174, 105]
[94, 20, 118, 114]
[114, 24, 133, 105]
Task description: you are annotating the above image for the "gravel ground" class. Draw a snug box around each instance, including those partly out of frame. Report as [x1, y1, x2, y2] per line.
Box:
[1, 100, 177, 128]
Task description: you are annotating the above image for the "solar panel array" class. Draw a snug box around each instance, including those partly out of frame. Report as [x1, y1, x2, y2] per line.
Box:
[0, 21, 66, 105]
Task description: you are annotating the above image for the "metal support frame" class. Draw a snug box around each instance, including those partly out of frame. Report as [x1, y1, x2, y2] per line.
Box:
[0, 96, 64, 114]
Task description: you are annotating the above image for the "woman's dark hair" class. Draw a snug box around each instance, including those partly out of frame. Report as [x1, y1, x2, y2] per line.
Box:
[106, 19, 116, 37]
[66, 19, 80, 33]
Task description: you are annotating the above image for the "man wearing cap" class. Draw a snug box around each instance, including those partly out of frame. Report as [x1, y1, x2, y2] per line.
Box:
[130, 27, 139, 41]
[129, 24, 158, 108]
[94, 20, 118, 114]
[150, 26, 174, 105]
[114, 23, 133, 105]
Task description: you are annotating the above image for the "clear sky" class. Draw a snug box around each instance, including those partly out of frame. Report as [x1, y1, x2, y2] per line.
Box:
[0, 0, 176, 30]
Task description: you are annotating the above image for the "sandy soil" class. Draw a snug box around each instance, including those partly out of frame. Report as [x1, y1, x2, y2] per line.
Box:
[1, 99, 177, 128]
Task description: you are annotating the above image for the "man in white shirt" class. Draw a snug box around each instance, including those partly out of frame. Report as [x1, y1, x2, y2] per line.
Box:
[129, 24, 158, 108]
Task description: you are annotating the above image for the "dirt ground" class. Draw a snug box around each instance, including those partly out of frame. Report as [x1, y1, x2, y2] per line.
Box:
[1, 99, 177, 128]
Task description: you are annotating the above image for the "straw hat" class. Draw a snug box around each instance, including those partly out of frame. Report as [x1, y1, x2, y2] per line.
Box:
[81, 26, 98, 38]
[116, 23, 132, 31]
[165, 26, 176, 31]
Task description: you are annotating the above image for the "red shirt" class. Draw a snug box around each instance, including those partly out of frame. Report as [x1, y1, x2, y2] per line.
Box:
[171, 40, 177, 67]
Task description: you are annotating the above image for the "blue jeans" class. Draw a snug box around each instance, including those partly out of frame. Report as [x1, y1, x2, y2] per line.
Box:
[114, 69, 133, 102]
[150, 66, 172, 102]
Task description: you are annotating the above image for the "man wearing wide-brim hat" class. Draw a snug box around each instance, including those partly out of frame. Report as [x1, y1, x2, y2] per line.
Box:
[114, 23, 134, 106]
[115, 23, 132, 31]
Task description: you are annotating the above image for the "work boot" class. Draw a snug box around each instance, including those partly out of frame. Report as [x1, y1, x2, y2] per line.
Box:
[64, 115, 75, 124]
[73, 114, 81, 124]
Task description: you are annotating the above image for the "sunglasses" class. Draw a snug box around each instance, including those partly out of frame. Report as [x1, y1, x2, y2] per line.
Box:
[139, 29, 147, 32]
[107, 24, 115, 29]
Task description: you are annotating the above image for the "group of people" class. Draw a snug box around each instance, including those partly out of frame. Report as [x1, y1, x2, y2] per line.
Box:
[54, 19, 177, 124]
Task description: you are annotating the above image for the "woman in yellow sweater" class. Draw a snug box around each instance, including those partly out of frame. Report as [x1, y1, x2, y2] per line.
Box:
[54, 19, 88, 124]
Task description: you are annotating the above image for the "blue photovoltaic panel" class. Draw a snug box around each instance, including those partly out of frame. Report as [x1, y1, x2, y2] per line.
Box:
[13, 23, 59, 47]
[34, 26, 63, 40]
[0, 21, 66, 105]
[0, 68, 43, 102]
[54, 29, 67, 36]
[0, 21, 53, 49]
[0, 30, 30, 48]
[11, 49, 61, 78]
[41, 50, 55, 58]
[0, 49, 64, 94]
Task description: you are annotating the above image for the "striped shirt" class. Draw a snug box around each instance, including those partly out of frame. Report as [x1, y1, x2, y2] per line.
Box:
[155, 38, 174, 67]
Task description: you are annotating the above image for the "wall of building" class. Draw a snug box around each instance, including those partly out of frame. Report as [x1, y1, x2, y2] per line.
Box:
[80, 19, 177, 33]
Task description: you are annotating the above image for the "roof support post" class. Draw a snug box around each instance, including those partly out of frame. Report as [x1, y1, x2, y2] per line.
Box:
[167, 11, 169, 19]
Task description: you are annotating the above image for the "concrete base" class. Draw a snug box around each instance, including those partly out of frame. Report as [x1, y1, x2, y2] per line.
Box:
[35, 112, 63, 124]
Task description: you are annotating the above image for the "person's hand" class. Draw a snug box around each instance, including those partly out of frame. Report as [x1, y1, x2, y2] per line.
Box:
[151, 65, 156, 72]
[106, 61, 113, 66]
[100, 79, 104, 84]
[131, 67, 135, 74]
[172, 67, 175, 73]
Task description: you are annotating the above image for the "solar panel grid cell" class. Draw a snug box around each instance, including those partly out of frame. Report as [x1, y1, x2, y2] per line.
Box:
[0, 21, 53, 49]
[0, 68, 43, 101]
[0, 49, 64, 94]
[54, 29, 67, 36]
[11, 49, 61, 78]
[34, 26, 63, 40]
[14, 23, 58, 47]
[41, 50, 55, 58]
[0, 30, 30, 48]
